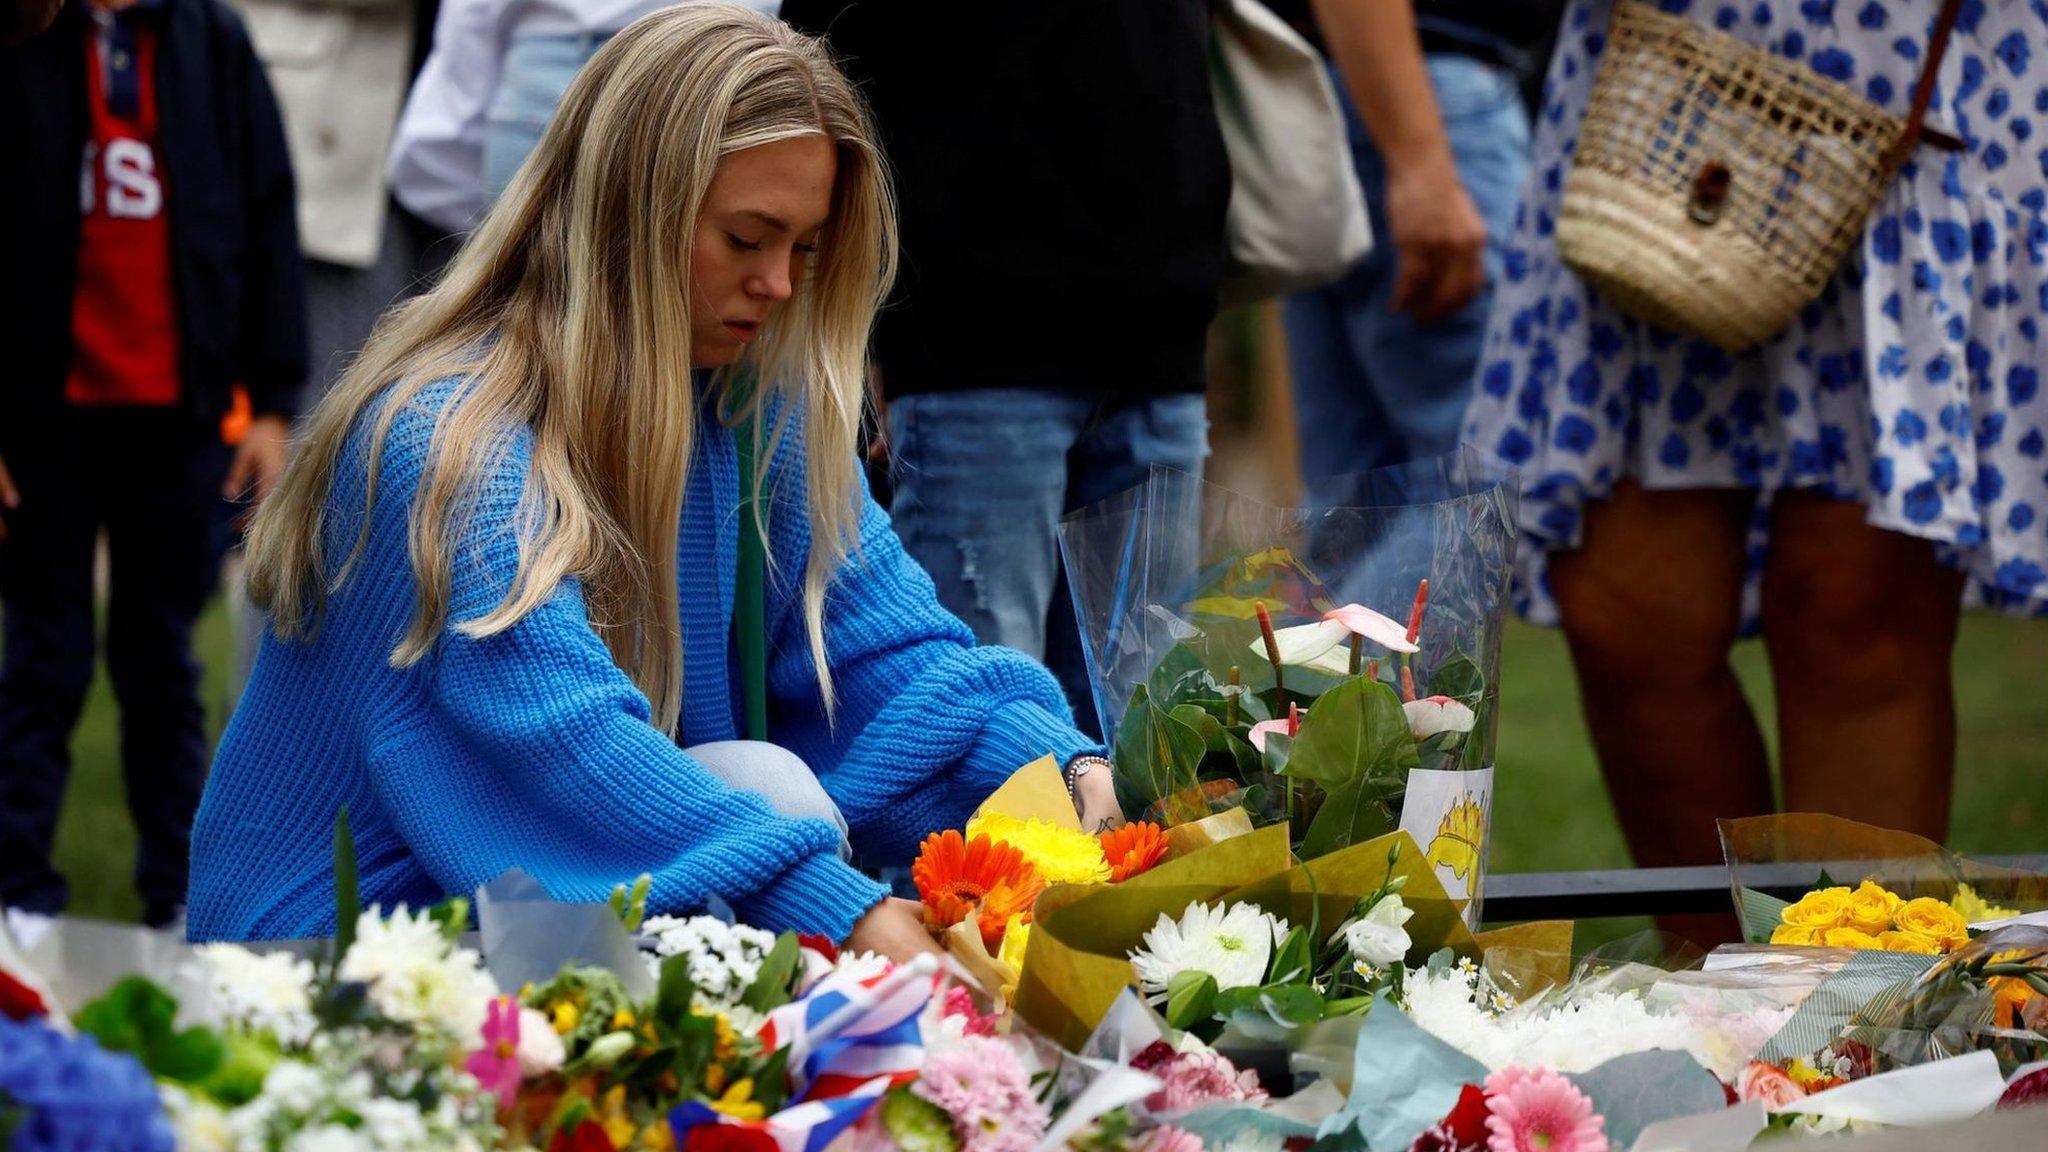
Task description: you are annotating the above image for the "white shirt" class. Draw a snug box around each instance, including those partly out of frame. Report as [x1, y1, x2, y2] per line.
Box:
[388, 0, 782, 233]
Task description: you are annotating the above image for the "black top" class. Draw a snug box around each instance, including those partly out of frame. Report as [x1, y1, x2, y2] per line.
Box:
[0, 0, 306, 442]
[780, 0, 1230, 400]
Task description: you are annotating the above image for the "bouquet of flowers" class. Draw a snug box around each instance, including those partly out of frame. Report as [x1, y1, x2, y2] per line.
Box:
[1720, 814, 2048, 952]
[1057, 454, 1517, 920]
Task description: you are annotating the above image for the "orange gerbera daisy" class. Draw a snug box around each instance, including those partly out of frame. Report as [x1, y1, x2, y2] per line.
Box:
[1099, 822, 1169, 883]
[913, 830, 1044, 947]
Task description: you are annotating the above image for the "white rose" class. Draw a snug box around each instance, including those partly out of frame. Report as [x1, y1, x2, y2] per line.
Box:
[1343, 894, 1415, 966]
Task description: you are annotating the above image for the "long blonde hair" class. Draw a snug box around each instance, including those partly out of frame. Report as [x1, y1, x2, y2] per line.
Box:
[246, 4, 895, 733]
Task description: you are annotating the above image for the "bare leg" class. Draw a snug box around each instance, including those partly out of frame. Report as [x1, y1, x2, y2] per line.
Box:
[1762, 492, 1965, 840]
[1550, 482, 1770, 946]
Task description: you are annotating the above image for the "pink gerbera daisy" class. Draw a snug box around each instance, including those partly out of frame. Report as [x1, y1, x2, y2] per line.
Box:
[1482, 1066, 1606, 1152]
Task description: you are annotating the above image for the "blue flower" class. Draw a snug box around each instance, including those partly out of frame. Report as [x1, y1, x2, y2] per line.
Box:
[1798, 0, 1832, 24]
[1978, 412, 2008, 449]
[1811, 48, 1855, 81]
[1931, 220, 1970, 261]
[1496, 427, 1535, 465]
[1974, 464, 2006, 506]
[1481, 361, 1513, 398]
[1927, 355, 1954, 384]
[1995, 30, 2032, 77]
[1857, 0, 1887, 27]
[2012, 364, 2042, 405]
[0, 1017, 174, 1152]
[2011, 502, 2038, 532]
[1871, 217, 1902, 263]
[1554, 414, 1599, 454]
[1866, 74, 1895, 105]
[1659, 431, 1691, 469]
[1777, 387, 1802, 415]
[1995, 559, 2046, 595]
[2021, 428, 2047, 458]
[1932, 446, 1962, 490]
[1790, 438, 1825, 476]
[1894, 409, 1929, 445]
[1878, 344, 1910, 378]
[1870, 455, 1896, 494]
[1670, 381, 1706, 424]
[1566, 361, 1601, 404]
[1903, 480, 1945, 524]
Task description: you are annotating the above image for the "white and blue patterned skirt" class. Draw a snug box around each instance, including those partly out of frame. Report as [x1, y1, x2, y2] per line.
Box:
[1466, 0, 2048, 628]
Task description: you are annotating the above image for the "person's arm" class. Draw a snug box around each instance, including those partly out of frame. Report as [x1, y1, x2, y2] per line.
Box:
[386, 0, 500, 233]
[1308, 0, 1487, 322]
[361, 403, 893, 943]
[756, 429, 1104, 865]
[227, 10, 305, 503]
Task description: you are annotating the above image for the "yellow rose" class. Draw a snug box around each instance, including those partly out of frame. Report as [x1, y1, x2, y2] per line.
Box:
[1895, 897, 1969, 950]
[1843, 881, 1902, 935]
[1782, 886, 1854, 930]
[1822, 927, 1883, 950]
[1770, 923, 1826, 946]
[1876, 930, 1944, 955]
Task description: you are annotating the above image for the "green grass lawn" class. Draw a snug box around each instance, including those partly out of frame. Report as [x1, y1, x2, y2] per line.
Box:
[32, 599, 2048, 929]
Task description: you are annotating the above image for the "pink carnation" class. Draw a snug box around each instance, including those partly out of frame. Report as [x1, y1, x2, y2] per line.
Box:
[942, 985, 999, 1037]
[913, 1035, 1049, 1152]
[1131, 1042, 1267, 1114]
[1482, 1066, 1606, 1152]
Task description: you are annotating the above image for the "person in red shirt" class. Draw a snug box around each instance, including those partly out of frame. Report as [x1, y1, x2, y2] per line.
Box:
[0, 0, 304, 929]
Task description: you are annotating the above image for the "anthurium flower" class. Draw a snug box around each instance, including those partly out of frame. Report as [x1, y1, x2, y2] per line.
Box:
[1251, 603, 1419, 673]
[1246, 702, 1302, 753]
[1404, 695, 1476, 739]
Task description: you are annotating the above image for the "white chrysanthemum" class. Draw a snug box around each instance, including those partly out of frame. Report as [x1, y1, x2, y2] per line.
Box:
[338, 906, 497, 1041]
[643, 914, 777, 1004]
[1402, 964, 1718, 1073]
[1130, 902, 1288, 993]
[357, 1097, 431, 1149]
[194, 943, 318, 1045]
[833, 950, 893, 984]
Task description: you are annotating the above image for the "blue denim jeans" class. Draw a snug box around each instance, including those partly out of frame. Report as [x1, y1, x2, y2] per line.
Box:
[1284, 55, 1531, 509]
[887, 390, 1209, 736]
[484, 34, 612, 201]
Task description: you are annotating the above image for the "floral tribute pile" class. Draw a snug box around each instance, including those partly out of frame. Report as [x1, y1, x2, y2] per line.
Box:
[5, 810, 2048, 1152]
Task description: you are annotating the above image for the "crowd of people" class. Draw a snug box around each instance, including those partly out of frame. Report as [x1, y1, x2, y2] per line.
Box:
[0, 0, 2041, 948]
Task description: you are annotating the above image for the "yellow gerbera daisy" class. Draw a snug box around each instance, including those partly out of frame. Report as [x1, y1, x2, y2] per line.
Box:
[965, 812, 1112, 885]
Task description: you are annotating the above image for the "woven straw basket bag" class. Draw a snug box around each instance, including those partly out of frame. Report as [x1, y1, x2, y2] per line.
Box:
[1557, 0, 1962, 352]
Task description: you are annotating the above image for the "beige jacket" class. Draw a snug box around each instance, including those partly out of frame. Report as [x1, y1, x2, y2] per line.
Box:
[228, 0, 414, 268]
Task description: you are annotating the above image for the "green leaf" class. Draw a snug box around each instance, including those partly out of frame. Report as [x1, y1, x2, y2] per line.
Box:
[1299, 776, 1401, 858]
[1113, 685, 1211, 822]
[1269, 925, 1313, 986]
[152, 1026, 227, 1083]
[75, 977, 225, 1087]
[1258, 983, 1326, 1026]
[1283, 677, 1419, 791]
[1165, 970, 1220, 1030]
[740, 933, 802, 1013]
[655, 952, 698, 1027]
[1427, 653, 1485, 705]
[752, 1044, 793, 1113]
[333, 807, 361, 966]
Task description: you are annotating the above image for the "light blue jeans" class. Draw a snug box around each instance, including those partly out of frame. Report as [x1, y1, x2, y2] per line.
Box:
[887, 390, 1210, 736]
[483, 34, 612, 201]
[1283, 55, 1531, 509]
[688, 740, 850, 860]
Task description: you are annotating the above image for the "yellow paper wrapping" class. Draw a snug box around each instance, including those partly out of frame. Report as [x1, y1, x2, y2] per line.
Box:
[1014, 826, 1513, 1050]
[942, 918, 1017, 1002]
[975, 755, 1078, 828]
[1162, 806, 1256, 858]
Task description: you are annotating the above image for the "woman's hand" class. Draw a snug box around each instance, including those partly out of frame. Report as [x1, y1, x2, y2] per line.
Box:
[843, 896, 944, 963]
[1070, 758, 1123, 833]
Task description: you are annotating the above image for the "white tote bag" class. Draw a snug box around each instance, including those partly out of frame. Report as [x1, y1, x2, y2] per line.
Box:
[1210, 0, 1373, 305]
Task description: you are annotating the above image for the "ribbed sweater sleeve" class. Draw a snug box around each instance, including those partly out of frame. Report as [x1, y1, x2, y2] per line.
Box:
[363, 406, 889, 941]
[760, 441, 1105, 865]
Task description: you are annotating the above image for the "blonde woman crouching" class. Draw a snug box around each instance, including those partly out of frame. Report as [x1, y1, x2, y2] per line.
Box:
[186, 5, 1117, 959]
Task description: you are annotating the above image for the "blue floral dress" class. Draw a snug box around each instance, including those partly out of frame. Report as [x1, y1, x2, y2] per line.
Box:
[1466, 0, 2048, 628]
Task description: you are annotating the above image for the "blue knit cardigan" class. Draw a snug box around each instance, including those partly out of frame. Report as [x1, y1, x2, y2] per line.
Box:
[187, 379, 1098, 941]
